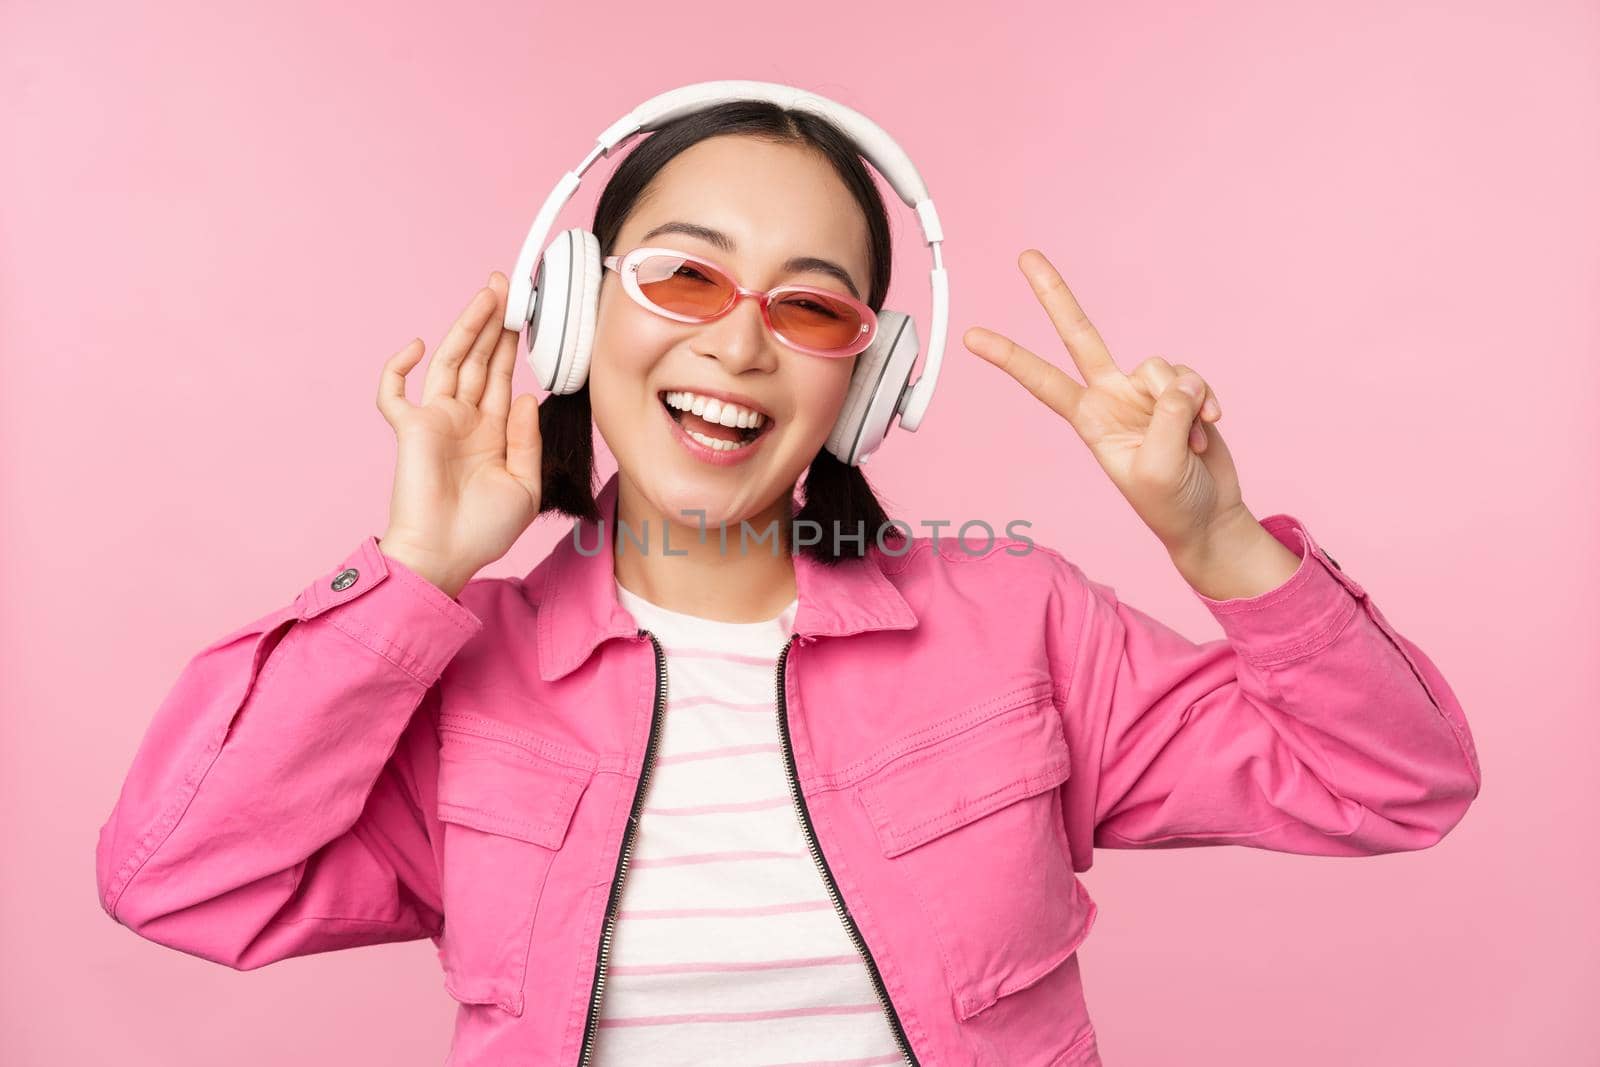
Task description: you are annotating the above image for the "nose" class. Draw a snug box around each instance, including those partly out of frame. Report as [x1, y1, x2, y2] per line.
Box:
[694, 289, 779, 373]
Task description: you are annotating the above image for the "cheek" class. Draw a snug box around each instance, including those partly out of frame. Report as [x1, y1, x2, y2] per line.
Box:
[587, 304, 670, 445]
[593, 295, 650, 356]
[590, 296, 678, 387]
[791, 360, 856, 430]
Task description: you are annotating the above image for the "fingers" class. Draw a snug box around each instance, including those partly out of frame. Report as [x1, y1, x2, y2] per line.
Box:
[1144, 371, 1210, 466]
[963, 324, 1085, 423]
[377, 338, 425, 426]
[420, 283, 500, 408]
[1130, 358, 1220, 456]
[1133, 357, 1221, 425]
[479, 311, 521, 419]
[1016, 250, 1120, 385]
[1171, 362, 1221, 421]
[457, 272, 510, 408]
[503, 392, 543, 499]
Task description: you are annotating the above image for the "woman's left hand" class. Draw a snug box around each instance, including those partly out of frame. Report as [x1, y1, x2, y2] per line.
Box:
[963, 249, 1246, 559]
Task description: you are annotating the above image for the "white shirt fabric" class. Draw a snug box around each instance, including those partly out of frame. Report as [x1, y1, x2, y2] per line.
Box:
[590, 577, 905, 1067]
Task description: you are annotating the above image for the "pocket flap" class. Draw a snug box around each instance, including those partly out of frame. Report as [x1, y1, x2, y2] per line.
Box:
[859, 694, 1071, 858]
[436, 713, 597, 850]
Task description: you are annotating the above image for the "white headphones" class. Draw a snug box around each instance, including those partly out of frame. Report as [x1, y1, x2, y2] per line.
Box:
[503, 80, 948, 467]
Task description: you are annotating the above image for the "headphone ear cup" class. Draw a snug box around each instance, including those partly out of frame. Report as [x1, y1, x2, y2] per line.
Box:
[826, 309, 919, 466]
[527, 228, 602, 394]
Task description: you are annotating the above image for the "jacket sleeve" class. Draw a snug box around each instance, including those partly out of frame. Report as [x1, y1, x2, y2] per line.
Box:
[1045, 514, 1481, 871]
[94, 534, 484, 970]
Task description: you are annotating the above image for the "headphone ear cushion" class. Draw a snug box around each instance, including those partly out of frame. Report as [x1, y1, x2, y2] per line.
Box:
[528, 229, 602, 394]
[827, 309, 917, 466]
[560, 230, 603, 394]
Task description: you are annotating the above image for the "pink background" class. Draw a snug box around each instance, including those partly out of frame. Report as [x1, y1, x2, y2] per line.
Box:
[4, 1, 1595, 1064]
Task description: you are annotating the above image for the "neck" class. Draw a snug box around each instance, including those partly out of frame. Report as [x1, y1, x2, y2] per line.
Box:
[611, 471, 798, 623]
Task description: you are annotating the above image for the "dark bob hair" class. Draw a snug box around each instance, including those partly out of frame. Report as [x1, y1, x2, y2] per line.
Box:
[534, 99, 906, 564]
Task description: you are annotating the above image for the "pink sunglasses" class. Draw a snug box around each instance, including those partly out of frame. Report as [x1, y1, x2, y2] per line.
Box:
[602, 245, 877, 359]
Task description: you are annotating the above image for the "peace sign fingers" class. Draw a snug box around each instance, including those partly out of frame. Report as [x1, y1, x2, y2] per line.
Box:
[962, 324, 1086, 425]
[1016, 249, 1122, 386]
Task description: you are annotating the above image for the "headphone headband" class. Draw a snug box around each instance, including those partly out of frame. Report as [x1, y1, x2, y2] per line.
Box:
[505, 79, 946, 431]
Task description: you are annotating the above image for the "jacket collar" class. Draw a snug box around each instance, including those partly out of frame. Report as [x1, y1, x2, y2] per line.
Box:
[528, 471, 917, 682]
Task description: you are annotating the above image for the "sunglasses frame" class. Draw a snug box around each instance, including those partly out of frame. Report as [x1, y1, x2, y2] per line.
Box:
[601, 245, 877, 359]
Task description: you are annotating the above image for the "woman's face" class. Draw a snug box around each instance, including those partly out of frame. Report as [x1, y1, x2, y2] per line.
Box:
[588, 134, 874, 535]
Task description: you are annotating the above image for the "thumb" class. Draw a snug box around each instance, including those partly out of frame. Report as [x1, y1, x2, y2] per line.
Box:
[504, 393, 543, 493]
[1144, 375, 1205, 470]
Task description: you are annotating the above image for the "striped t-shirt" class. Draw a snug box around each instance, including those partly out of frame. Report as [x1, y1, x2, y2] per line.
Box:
[591, 578, 905, 1067]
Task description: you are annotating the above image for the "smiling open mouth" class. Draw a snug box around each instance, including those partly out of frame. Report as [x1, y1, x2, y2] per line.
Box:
[658, 391, 772, 448]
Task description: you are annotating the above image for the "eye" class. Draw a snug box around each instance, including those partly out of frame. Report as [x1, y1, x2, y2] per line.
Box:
[674, 264, 713, 283]
[785, 297, 843, 319]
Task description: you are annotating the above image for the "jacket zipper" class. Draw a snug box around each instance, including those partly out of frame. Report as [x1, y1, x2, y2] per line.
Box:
[574, 629, 919, 1066]
[775, 634, 920, 1067]
[576, 628, 668, 1067]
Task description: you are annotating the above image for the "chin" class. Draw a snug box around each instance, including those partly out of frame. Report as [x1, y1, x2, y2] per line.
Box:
[634, 473, 738, 529]
[661, 467, 801, 533]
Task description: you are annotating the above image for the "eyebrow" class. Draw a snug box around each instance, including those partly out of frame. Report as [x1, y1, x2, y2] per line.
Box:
[639, 221, 864, 300]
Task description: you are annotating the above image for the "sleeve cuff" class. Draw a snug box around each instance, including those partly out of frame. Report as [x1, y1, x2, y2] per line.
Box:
[293, 535, 484, 684]
[1190, 514, 1367, 668]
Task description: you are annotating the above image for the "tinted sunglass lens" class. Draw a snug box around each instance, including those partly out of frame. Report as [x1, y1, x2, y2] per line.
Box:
[635, 255, 732, 317]
[771, 291, 865, 353]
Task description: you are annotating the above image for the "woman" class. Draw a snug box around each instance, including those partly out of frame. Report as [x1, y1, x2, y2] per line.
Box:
[94, 99, 1482, 1066]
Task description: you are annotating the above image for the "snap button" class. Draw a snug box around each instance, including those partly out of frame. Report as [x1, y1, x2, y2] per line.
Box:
[331, 567, 360, 591]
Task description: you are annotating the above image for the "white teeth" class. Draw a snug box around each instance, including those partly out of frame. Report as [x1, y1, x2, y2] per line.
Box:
[664, 390, 767, 429]
[685, 427, 754, 451]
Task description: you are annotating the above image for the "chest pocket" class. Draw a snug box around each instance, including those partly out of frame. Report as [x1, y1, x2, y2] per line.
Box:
[855, 686, 1095, 1021]
[434, 712, 597, 1017]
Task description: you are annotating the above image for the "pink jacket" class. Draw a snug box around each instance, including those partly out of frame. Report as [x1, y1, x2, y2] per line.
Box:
[95, 471, 1481, 1066]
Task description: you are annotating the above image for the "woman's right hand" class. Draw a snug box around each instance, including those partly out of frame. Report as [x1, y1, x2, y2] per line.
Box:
[375, 271, 542, 598]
